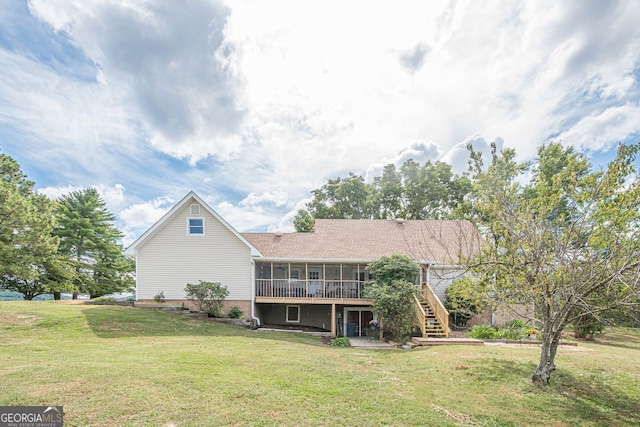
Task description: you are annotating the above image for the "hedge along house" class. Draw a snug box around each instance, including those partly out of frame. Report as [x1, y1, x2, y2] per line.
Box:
[126, 191, 482, 337]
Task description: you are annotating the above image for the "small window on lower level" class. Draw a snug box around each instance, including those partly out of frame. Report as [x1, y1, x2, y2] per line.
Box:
[188, 218, 204, 235]
[286, 305, 300, 323]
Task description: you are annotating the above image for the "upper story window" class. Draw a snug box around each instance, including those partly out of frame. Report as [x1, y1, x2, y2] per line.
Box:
[190, 204, 201, 215]
[188, 218, 204, 235]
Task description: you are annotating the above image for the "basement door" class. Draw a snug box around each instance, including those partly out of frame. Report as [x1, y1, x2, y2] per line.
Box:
[344, 308, 373, 337]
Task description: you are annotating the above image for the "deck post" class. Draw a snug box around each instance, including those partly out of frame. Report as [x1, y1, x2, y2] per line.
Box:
[331, 303, 336, 337]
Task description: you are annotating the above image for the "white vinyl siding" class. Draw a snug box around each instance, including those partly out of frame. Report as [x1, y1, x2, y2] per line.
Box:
[429, 267, 466, 302]
[136, 198, 252, 301]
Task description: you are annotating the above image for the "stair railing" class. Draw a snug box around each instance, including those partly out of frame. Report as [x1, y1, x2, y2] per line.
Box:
[414, 294, 427, 337]
[422, 283, 449, 338]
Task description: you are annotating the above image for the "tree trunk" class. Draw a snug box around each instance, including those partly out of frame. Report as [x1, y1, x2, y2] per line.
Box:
[53, 292, 61, 300]
[72, 292, 78, 300]
[531, 330, 561, 386]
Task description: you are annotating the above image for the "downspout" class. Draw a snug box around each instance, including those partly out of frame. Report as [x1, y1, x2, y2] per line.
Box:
[250, 259, 261, 326]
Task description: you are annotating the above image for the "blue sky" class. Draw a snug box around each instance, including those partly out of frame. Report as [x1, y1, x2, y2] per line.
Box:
[1, 0, 639, 244]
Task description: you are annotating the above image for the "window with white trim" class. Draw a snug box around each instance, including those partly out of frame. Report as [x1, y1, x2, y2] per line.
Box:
[188, 218, 204, 235]
[286, 305, 300, 323]
[190, 204, 201, 215]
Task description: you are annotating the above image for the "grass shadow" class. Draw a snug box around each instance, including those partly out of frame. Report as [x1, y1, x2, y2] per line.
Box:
[590, 331, 640, 351]
[81, 305, 326, 347]
[470, 358, 640, 425]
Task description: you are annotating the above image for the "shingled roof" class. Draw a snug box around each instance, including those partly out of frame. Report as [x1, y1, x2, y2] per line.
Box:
[242, 219, 481, 264]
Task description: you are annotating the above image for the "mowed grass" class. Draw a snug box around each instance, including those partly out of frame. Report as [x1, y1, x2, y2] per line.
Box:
[1, 302, 639, 427]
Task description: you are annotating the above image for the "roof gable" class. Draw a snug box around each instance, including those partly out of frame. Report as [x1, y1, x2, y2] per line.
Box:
[125, 191, 261, 256]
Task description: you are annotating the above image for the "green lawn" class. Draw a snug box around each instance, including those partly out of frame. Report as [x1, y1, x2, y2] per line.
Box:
[1, 302, 638, 426]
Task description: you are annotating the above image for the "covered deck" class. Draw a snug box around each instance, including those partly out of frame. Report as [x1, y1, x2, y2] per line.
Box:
[254, 260, 428, 303]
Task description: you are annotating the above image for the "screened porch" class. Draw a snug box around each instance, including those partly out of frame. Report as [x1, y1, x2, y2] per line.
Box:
[255, 262, 371, 299]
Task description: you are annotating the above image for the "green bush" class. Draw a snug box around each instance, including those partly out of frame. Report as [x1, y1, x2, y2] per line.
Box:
[496, 327, 525, 340]
[330, 337, 351, 347]
[184, 281, 229, 316]
[365, 255, 420, 342]
[153, 291, 165, 303]
[228, 306, 243, 319]
[468, 325, 498, 339]
[444, 277, 489, 327]
[572, 311, 605, 340]
[91, 296, 115, 302]
[468, 322, 530, 340]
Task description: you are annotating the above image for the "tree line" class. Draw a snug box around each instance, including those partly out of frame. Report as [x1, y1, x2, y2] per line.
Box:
[296, 142, 640, 386]
[1, 153, 134, 300]
[294, 160, 471, 231]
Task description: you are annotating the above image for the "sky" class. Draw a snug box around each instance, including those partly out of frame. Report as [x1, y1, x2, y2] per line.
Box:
[1, 0, 639, 244]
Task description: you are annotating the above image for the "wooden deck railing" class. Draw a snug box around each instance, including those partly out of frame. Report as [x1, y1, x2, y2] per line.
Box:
[414, 294, 426, 337]
[255, 279, 367, 299]
[422, 283, 449, 337]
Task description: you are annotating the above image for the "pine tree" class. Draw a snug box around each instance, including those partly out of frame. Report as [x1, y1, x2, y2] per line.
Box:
[54, 188, 134, 298]
[0, 154, 59, 297]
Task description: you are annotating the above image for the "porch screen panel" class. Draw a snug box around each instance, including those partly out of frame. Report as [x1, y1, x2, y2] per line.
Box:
[255, 262, 272, 297]
[308, 264, 323, 297]
[326, 264, 342, 298]
[342, 264, 358, 298]
[273, 263, 288, 297]
[290, 264, 307, 297]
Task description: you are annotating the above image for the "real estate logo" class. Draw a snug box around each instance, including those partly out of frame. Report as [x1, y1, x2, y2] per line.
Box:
[0, 406, 63, 427]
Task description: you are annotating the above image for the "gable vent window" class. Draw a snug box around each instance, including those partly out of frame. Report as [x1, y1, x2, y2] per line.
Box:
[188, 218, 204, 235]
[190, 204, 201, 215]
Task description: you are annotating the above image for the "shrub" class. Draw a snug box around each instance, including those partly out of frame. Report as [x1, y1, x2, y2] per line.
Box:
[468, 325, 498, 339]
[444, 277, 489, 327]
[365, 279, 418, 342]
[228, 306, 243, 319]
[496, 327, 525, 340]
[572, 311, 605, 340]
[467, 322, 530, 340]
[365, 255, 420, 342]
[153, 291, 165, 303]
[330, 337, 351, 347]
[184, 281, 229, 316]
[91, 296, 115, 302]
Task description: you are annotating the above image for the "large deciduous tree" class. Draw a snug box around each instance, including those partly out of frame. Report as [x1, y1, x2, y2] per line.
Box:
[293, 159, 471, 230]
[467, 142, 640, 386]
[0, 154, 60, 298]
[54, 188, 134, 299]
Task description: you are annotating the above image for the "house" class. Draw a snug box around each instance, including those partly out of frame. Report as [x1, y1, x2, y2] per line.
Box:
[125, 192, 482, 337]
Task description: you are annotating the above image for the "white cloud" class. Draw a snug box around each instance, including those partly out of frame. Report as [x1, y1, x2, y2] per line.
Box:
[275, 198, 312, 233]
[28, 0, 245, 164]
[119, 197, 174, 230]
[3, 0, 639, 238]
[556, 104, 640, 151]
[365, 140, 441, 181]
[239, 190, 288, 208]
[38, 185, 84, 200]
[118, 197, 174, 245]
[442, 135, 505, 175]
[214, 201, 278, 233]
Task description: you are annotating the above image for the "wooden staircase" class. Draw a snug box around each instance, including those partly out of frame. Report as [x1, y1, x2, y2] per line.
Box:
[415, 283, 449, 338]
